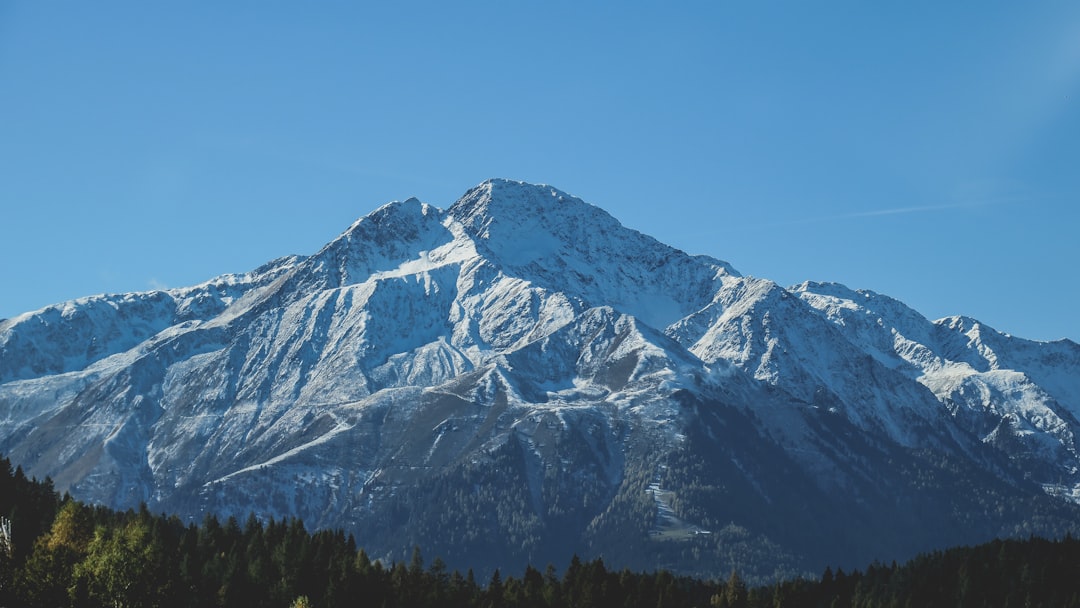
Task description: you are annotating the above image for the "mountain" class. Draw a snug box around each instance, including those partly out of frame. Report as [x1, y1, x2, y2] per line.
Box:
[2, 179, 1079, 581]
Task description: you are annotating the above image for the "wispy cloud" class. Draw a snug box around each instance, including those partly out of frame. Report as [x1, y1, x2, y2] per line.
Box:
[783, 198, 1012, 226]
[148, 278, 169, 291]
[664, 197, 1017, 247]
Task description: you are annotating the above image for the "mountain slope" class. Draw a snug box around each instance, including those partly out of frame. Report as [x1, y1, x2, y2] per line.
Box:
[2, 179, 1079, 580]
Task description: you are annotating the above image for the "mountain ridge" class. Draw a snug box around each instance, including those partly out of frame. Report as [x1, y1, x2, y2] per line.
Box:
[2, 178, 1079, 580]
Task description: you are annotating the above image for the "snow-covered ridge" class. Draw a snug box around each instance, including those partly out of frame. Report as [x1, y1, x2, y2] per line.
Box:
[446, 179, 739, 330]
[1, 179, 1079, 576]
[0, 254, 301, 383]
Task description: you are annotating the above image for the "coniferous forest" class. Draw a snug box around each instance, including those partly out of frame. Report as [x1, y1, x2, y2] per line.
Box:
[3, 455, 1080, 607]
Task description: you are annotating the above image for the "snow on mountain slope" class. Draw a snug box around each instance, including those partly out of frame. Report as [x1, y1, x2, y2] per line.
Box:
[0, 255, 301, 383]
[448, 179, 737, 330]
[934, 315, 1080, 417]
[2, 178, 1079, 580]
[793, 281, 1080, 486]
[667, 276, 955, 449]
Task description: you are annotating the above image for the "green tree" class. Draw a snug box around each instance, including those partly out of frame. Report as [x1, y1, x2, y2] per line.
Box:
[720, 569, 747, 608]
[73, 516, 167, 608]
[487, 568, 504, 608]
[17, 500, 93, 608]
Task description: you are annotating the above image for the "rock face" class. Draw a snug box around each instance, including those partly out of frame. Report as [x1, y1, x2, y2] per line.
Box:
[3, 179, 1079, 580]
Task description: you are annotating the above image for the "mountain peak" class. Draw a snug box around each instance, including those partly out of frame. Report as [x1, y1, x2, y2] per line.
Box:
[442, 179, 736, 330]
[5, 179, 1080, 582]
[447, 178, 599, 237]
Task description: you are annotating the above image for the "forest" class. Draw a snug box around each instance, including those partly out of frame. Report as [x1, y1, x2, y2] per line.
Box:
[3, 455, 1079, 607]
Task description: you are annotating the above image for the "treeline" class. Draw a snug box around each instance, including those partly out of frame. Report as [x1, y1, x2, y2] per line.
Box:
[3, 455, 1080, 607]
[758, 535, 1080, 607]
[0, 456, 715, 607]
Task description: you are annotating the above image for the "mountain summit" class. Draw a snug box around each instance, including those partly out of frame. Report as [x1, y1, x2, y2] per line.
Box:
[2, 179, 1079, 580]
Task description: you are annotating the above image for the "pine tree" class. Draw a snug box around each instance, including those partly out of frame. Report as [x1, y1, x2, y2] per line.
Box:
[488, 568, 504, 608]
[724, 569, 748, 608]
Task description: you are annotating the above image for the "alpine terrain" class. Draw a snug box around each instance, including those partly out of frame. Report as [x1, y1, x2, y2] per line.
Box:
[2, 179, 1079, 581]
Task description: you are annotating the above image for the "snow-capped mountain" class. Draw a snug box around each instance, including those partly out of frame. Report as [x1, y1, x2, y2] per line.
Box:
[2, 179, 1079, 580]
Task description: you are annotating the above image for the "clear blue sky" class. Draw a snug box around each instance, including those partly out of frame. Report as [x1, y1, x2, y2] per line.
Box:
[2, 2, 1078, 341]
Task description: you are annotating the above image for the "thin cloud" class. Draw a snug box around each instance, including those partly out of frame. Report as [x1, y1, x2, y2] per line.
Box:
[662, 197, 1016, 246]
[784, 198, 1012, 226]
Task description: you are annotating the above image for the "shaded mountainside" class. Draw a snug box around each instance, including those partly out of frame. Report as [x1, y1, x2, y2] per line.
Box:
[2, 179, 1080, 580]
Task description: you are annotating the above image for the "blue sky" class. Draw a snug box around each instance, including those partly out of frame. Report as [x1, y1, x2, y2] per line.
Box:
[2, 2, 1078, 341]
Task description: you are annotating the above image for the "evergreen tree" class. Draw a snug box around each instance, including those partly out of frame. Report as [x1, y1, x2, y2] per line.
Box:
[722, 569, 748, 608]
[487, 568, 504, 608]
